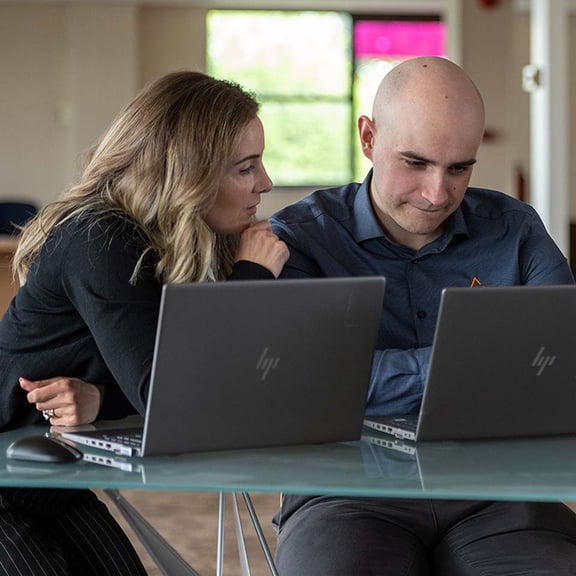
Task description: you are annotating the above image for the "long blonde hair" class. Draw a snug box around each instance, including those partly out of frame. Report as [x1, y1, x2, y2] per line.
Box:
[13, 71, 260, 285]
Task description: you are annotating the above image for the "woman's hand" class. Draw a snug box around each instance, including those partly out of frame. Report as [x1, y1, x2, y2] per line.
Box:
[20, 376, 103, 426]
[236, 220, 289, 278]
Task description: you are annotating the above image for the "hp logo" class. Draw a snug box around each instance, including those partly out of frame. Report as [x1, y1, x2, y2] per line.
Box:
[531, 346, 556, 376]
[256, 347, 280, 381]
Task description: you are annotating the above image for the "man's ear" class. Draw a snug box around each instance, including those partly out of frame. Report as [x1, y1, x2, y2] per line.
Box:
[358, 115, 375, 161]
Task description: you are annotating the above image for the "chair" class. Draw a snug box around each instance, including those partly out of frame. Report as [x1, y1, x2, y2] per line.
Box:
[0, 201, 38, 235]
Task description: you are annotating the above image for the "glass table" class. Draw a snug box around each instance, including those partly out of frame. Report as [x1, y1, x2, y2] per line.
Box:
[1, 422, 576, 575]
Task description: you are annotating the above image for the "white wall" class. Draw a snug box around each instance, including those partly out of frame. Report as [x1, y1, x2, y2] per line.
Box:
[0, 4, 137, 205]
[67, 5, 138, 183]
[140, 6, 207, 87]
[0, 6, 68, 205]
[461, 0, 517, 195]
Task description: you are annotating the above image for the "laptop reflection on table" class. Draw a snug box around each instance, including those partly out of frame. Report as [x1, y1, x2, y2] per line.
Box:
[361, 428, 576, 496]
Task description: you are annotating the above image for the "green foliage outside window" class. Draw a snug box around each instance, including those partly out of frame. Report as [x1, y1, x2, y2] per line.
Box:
[207, 10, 353, 186]
[207, 11, 445, 187]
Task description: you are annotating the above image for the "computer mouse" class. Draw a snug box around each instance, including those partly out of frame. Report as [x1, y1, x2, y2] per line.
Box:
[6, 434, 83, 463]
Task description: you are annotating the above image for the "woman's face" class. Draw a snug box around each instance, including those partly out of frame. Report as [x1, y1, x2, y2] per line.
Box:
[204, 116, 273, 234]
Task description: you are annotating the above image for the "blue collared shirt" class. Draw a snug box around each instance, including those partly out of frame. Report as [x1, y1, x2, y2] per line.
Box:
[270, 173, 574, 416]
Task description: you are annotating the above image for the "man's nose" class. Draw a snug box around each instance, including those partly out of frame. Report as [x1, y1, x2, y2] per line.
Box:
[421, 172, 449, 207]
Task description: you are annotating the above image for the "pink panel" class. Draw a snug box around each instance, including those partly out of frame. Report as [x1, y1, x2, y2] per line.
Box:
[355, 21, 445, 58]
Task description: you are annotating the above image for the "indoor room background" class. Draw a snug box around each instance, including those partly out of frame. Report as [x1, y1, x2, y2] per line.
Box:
[1, 2, 576, 574]
[1, 0, 576, 271]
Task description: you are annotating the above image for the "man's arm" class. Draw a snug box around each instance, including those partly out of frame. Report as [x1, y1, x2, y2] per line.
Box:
[365, 347, 431, 416]
[271, 222, 430, 416]
[520, 208, 575, 286]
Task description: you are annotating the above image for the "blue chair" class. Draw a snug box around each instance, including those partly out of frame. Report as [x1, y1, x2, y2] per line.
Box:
[0, 202, 38, 236]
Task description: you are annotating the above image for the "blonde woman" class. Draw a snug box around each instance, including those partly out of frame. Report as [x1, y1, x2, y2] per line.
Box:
[0, 71, 288, 575]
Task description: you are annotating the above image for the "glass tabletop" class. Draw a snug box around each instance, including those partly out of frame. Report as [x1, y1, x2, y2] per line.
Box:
[1, 422, 576, 502]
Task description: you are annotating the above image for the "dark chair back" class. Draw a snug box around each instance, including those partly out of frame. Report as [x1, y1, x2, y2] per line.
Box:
[0, 202, 38, 236]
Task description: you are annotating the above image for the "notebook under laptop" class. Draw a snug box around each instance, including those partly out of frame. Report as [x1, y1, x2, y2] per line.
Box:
[62, 277, 385, 457]
[363, 285, 576, 442]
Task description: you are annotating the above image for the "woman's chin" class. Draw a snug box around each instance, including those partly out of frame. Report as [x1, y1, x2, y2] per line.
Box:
[207, 219, 252, 235]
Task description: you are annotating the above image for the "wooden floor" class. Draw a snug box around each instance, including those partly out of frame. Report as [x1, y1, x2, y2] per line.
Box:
[100, 490, 280, 576]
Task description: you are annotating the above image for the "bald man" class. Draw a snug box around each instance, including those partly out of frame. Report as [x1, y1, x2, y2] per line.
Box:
[270, 57, 576, 575]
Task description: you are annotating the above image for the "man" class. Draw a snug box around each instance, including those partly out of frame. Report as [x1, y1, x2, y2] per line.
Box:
[270, 56, 576, 575]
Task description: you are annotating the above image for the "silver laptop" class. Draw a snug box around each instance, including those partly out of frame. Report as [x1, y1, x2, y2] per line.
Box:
[62, 277, 385, 456]
[364, 285, 576, 442]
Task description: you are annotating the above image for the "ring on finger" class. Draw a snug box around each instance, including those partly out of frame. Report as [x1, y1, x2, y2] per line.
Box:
[42, 409, 55, 420]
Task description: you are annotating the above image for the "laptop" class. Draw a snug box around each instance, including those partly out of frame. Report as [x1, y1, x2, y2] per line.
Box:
[363, 285, 576, 442]
[62, 277, 385, 457]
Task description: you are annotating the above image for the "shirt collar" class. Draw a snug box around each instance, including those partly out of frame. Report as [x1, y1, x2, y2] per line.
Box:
[444, 204, 468, 238]
[351, 172, 386, 242]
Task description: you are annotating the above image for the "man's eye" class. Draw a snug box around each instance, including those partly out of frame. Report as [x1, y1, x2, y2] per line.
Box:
[405, 159, 426, 169]
[240, 165, 255, 175]
[450, 165, 470, 175]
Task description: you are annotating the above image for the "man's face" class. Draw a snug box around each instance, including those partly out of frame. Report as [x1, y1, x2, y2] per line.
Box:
[358, 104, 482, 252]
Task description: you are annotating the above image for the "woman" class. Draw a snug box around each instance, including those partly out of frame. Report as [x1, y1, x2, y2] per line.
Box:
[0, 71, 288, 575]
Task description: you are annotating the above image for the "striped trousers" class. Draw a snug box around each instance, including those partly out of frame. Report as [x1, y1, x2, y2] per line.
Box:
[0, 488, 147, 575]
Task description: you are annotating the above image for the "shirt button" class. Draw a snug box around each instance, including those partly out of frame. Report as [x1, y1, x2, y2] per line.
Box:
[417, 310, 427, 319]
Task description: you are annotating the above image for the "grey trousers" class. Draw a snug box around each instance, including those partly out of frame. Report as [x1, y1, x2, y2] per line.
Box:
[274, 496, 576, 576]
[0, 488, 147, 576]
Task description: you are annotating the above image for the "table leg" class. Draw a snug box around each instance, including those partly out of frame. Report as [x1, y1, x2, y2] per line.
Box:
[231, 494, 251, 575]
[105, 489, 202, 576]
[241, 493, 279, 576]
[105, 489, 279, 576]
[216, 491, 225, 576]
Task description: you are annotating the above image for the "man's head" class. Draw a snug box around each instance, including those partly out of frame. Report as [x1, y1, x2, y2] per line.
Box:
[358, 56, 486, 251]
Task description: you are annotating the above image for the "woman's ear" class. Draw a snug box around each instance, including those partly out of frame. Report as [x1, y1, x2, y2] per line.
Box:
[358, 115, 375, 161]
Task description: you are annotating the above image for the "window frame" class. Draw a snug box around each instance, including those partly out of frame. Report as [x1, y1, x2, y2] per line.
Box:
[206, 8, 445, 189]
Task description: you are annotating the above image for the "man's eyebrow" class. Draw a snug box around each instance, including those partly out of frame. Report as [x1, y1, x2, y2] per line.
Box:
[400, 150, 477, 167]
[233, 153, 260, 166]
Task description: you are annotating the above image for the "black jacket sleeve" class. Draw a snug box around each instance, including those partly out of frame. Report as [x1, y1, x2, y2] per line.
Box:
[227, 260, 275, 280]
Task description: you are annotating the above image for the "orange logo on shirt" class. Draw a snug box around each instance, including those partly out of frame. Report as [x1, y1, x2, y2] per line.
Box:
[470, 277, 482, 287]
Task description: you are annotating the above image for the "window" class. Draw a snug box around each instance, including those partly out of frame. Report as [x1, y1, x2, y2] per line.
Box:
[207, 11, 445, 187]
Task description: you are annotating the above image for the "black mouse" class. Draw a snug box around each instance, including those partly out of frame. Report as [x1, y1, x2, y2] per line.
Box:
[6, 435, 83, 463]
